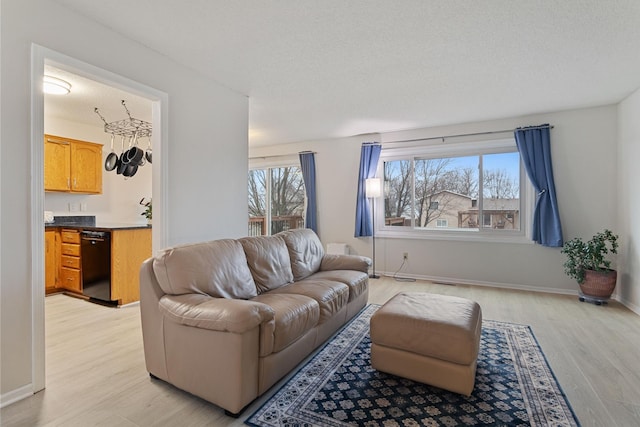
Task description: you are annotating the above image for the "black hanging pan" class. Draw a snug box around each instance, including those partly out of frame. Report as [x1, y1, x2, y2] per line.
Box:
[123, 163, 138, 178]
[145, 137, 152, 164]
[117, 136, 127, 175]
[104, 133, 118, 171]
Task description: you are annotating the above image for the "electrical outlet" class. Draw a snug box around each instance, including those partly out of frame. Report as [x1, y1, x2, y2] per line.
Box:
[403, 252, 409, 260]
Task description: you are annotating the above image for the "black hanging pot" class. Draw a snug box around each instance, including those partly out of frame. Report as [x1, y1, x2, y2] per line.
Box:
[124, 131, 144, 166]
[121, 135, 132, 165]
[125, 146, 144, 165]
[104, 134, 118, 171]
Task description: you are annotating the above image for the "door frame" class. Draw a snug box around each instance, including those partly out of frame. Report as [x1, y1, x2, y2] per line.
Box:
[30, 44, 169, 392]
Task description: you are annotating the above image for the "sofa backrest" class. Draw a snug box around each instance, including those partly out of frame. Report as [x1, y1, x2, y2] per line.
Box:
[152, 239, 258, 299]
[239, 235, 294, 293]
[278, 228, 325, 281]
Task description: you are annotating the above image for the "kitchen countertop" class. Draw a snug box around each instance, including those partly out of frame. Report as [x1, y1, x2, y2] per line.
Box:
[46, 222, 151, 230]
[44, 215, 151, 230]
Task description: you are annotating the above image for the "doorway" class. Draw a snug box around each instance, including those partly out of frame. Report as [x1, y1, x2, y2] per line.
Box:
[32, 45, 168, 392]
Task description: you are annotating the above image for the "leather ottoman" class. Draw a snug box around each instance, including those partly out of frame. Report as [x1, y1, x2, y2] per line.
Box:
[370, 292, 482, 396]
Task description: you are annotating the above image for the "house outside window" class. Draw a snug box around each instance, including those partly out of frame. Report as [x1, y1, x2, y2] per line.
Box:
[378, 138, 530, 243]
[248, 166, 305, 236]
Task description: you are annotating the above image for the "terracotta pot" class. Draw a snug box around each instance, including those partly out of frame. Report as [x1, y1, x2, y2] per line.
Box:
[579, 269, 617, 299]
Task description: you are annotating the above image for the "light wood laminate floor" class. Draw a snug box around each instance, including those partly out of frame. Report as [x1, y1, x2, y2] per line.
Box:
[2, 278, 640, 426]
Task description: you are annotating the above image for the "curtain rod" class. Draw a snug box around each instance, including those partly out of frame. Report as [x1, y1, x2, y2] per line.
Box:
[384, 124, 554, 144]
[249, 151, 316, 160]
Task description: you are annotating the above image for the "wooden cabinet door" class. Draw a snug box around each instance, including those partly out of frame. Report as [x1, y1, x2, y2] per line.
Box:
[45, 230, 58, 291]
[44, 137, 71, 191]
[71, 141, 102, 193]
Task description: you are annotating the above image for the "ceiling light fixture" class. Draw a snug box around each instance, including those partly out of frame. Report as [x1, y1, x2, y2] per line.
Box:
[43, 75, 71, 95]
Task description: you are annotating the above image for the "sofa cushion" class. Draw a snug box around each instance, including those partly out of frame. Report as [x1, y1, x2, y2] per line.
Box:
[279, 229, 324, 281]
[239, 235, 294, 293]
[251, 293, 319, 356]
[302, 270, 368, 303]
[153, 239, 257, 299]
[159, 294, 275, 333]
[320, 254, 371, 274]
[268, 280, 349, 324]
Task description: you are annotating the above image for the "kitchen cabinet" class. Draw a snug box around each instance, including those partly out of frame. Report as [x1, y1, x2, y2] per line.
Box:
[44, 224, 151, 305]
[44, 134, 103, 194]
[45, 229, 59, 292]
[111, 228, 152, 305]
[59, 229, 82, 293]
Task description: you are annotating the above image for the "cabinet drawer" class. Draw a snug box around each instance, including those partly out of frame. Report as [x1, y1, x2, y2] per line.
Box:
[61, 243, 80, 257]
[60, 255, 80, 269]
[61, 230, 81, 244]
[60, 267, 81, 292]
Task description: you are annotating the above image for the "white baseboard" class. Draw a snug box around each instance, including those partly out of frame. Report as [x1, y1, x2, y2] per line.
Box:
[379, 271, 580, 297]
[618, 297, 640, 315]
[0, 383, 33, 408]
[379, 271, 640, 313]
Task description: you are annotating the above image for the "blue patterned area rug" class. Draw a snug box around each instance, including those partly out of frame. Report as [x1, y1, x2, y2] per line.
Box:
[246, 304, 581, 427]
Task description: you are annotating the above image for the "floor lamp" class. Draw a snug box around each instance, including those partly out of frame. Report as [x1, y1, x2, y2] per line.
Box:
[366, 178, 381, 279]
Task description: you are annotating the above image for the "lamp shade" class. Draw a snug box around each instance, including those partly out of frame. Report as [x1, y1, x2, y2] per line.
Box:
[366, 178, 382, 198]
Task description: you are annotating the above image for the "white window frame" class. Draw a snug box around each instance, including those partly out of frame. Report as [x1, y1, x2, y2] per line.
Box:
[248, 155, 304, 236]
[376, 138, 534, 244]
[436, 219, 448, 228]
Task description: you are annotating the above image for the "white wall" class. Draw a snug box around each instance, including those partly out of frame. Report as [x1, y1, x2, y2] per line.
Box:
[618, 88, 640, 313]
[1, 0, 248, 402]
[252, 105, 619, 295]
[44, 117, 152, 224]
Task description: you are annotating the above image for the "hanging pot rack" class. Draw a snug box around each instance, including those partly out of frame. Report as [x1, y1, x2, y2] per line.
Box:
[94, 99, 152, 138]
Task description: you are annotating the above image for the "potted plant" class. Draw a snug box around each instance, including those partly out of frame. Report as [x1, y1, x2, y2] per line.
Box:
[561, 229, 618, 304]
[140, 198, 152, 224]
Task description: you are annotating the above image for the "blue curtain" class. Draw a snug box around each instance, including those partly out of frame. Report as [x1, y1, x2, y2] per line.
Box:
[514, 125, 563, 247]
[354, 143, 382, 237]
[299, 151, 317, 233]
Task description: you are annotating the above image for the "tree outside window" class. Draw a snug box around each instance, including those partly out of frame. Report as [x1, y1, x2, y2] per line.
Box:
[382, 147, 521, 233]
[248, 166, 305, 236]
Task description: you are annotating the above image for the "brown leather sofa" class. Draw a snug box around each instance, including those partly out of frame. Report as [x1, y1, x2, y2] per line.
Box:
[140, 229, 370, 415]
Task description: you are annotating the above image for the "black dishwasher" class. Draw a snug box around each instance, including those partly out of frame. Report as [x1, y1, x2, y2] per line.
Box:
[81, 230, 114, 305]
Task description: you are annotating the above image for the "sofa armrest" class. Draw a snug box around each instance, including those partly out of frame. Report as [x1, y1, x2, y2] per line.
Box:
[320, 254, 371, 273]
[159, 294, 275, 334]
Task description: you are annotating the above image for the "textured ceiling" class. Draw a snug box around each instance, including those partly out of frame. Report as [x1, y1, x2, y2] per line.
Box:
[53, 0, 640, 146]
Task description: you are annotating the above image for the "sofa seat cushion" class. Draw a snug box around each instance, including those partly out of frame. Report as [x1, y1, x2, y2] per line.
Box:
[268, 280, 349, 324]
[303, 270, 368, 303]
[251, 293, 319, 356]
[239, 235, 294, 293]
[153, 239, 257, 299]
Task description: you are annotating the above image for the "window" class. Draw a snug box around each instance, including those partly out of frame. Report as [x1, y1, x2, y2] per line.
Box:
[380, 138, 529, 242]
[482, 214, 492, 227]
[248, 166, 305, 236]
